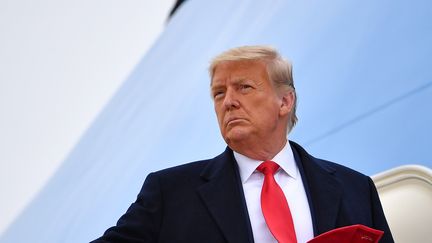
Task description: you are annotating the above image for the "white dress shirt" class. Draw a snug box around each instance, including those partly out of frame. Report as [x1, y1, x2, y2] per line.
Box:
[234, 141, 314, 243]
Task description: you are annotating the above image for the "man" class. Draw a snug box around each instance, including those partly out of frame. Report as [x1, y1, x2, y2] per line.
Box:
[92, 46, 394, 243]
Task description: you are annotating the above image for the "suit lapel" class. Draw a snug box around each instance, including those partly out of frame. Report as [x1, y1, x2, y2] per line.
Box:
[290, 141, 343, 235]
[197, 148, 253, 243]
[197, 142, 343, 241]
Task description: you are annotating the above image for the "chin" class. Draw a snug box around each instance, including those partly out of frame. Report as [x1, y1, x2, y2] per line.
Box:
[223, 128, 250, 145]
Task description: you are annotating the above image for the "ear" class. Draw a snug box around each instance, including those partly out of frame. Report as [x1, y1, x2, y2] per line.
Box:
[279, 90, 294, 117]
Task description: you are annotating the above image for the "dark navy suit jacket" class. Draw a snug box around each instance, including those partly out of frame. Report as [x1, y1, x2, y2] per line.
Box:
[92, 141, 394, 242]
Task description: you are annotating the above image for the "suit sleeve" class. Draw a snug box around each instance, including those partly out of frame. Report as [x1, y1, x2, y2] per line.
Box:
[368, 177, 395, 243]
[90, 172, 163, 243]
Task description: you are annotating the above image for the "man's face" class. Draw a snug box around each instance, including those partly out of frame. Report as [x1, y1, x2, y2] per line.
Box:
[211, 60, 292, 154]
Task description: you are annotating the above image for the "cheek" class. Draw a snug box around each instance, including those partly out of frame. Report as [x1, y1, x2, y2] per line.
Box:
[214, 106, 225, 125]
[254, 101, 280, 121]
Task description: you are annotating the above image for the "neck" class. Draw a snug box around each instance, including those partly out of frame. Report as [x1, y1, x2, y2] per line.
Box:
[230, 138, 288, 161]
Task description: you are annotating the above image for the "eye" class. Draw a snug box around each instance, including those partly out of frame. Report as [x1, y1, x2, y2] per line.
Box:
[213, 90, 225, 99]
[240, 84, 253, 92]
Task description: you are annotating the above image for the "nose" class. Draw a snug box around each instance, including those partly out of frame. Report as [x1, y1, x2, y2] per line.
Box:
[222, 89, 240, 110]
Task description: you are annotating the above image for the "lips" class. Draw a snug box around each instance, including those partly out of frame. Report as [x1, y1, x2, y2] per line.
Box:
[225, 117, 247, 126]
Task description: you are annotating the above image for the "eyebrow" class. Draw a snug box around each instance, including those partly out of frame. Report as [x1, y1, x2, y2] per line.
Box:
[211, 77, 251, 87]
[210, 85, 223, 92]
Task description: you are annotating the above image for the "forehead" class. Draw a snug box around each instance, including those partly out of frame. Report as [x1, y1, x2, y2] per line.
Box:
[211, 60, 269, 85]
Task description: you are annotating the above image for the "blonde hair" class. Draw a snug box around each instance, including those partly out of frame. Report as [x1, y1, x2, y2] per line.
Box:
[209, 45, 298, 132]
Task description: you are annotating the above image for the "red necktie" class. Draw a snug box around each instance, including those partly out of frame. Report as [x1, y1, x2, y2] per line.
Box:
[257, 161, 297, 243]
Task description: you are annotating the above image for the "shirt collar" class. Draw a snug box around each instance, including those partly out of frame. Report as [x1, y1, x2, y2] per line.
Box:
[234, 140, 298, 183]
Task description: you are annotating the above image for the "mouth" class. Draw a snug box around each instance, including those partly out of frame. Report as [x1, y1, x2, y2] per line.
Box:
[225, 117, 247, 126]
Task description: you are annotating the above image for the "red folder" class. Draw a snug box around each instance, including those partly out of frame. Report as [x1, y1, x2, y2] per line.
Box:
[307, 224, 384, 243]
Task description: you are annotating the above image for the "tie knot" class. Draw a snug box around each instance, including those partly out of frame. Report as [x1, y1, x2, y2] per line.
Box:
[257, 160, 280, 175]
